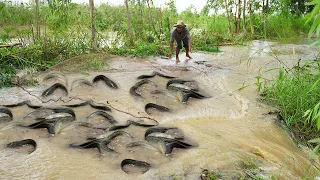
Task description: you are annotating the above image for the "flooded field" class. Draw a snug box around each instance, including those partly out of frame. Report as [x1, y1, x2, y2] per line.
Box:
[0, 40, 319, 179]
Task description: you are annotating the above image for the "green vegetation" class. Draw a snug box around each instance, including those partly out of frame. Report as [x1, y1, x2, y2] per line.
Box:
[259, 0, 320, 151]
[261, 60, 320, 143]
[47, 53, 112, 72]
[1, 46, 50, 87]
[0, 35, 89, 87]
[0, 0, 315, 88]
[200, 169, 221, 180]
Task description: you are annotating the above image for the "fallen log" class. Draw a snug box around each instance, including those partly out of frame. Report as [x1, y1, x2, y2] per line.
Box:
[0, 43, 22, 48]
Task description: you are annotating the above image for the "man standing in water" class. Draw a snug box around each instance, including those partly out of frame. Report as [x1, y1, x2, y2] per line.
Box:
[169, 20, 192, 63]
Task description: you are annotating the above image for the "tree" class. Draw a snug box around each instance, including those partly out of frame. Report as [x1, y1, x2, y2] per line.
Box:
[166, 0, 177, 14]
[236, 0, 241, 33]
[206, 0, 221, 33]
[89, 0, 97, 50]
[225, 0, 232, 33]
[262, 0, 269, 38]
[249, 0, 254, 37]
[146, 0, 158, 36]
[137, 0, 144, 39]
[200, 4, 210, 16]
[47, 0, 72, 31]
[124, 0, 134, 45]
[243, 0, 247, 32]
[288, 0, 313, 15]
[265, 0, 269, 37]
[164, 0, 178, 33]
[35, 0, 40, 39]
[206, 0, 232, 33]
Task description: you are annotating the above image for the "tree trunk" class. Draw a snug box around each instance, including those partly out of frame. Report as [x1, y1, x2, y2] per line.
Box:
[224, 0, 232, 33]
[35, 0, 40, 39]
[234, 0, 237, 28]
[243, 0, 246, 32]
[136, 0, 143, 39]
[125, 0, 134, 45]
[264, 0, 269, 38]
[44, 23, 47, 59]
[236, 0, 241, 33]
[89, 0, 97, 50]
[146, 0, 157, 36]
[31, 24, 35, 43]
[249, 0, 254, 37]
[262, 0, 265, 36]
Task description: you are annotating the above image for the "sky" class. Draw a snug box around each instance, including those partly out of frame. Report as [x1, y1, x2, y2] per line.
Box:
[12, 0, 207, 13]
[74, 0, 207, 13]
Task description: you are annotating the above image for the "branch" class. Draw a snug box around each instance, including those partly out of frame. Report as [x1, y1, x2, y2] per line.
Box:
[0, 43, 22, 49]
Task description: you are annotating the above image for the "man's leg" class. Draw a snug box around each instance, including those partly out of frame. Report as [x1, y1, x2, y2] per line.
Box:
[183, 37, 192, 59]
[185, 48, 192, 59]
[176, 48, 180, 63]
[176, 40, 182, 63]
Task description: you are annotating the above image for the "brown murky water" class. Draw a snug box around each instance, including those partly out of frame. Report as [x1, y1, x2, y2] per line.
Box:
[0, 40, 319, 179]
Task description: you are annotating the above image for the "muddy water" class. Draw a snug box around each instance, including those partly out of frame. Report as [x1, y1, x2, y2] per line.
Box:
[0, 40, 319, 179]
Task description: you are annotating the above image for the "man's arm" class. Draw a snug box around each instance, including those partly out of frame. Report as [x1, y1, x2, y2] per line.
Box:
[188, 38, 192, 52]
[185, 28, 192, 52]
[169, 40, 174, 59]
[169, 28, 175, 59]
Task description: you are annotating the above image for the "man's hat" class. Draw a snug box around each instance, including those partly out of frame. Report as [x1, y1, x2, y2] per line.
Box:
[174, 20, 186, 27]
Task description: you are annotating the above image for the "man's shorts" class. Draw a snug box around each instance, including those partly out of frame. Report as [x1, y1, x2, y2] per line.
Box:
[176, 37, 189, 50]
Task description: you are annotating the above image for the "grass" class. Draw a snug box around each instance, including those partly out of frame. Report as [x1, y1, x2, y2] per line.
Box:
[82, 56, 106, 71]
[200, 169, 221, 180]
[260, 59, 320, 145]
[0, 47, 48, 87]
[238, 159, 280, 180]
[0, 36, 92, 88]
[241, 160, 259, 170]
[48, 53, 112, 72]
[173, 176, 182, 180]
[106, 41, 170, 57]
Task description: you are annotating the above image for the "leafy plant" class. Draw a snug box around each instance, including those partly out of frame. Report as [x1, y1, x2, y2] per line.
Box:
[200, 169, 221, 180]
[262, 60, 320, 143]
[306, 0, 320, 39]
[304, 102, 320, 130]
[308, 138, 320, 154]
